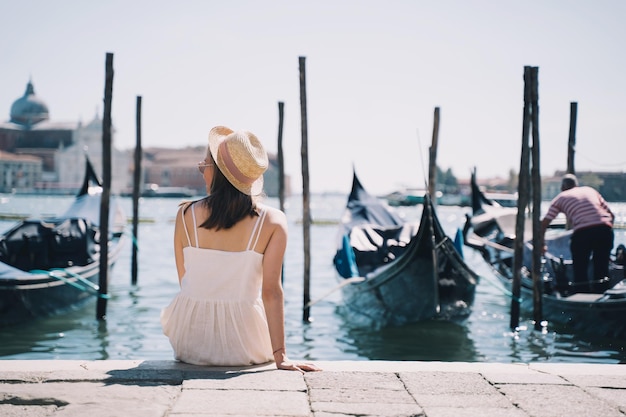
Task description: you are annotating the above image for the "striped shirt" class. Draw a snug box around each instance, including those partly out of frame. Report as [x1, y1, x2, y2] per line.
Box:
[544, 186, 614, 231]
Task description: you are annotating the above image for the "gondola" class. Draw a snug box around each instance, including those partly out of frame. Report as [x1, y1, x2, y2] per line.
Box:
[463, 170, 626, 339]
[0, 157, 127, 327]
[332, 171, 478, 327]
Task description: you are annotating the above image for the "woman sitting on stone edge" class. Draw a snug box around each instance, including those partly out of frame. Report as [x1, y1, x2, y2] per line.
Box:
[161, 125, 321, 373]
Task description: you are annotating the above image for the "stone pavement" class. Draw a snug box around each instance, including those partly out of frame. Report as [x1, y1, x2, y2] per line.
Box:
[0, 360, 625, 416]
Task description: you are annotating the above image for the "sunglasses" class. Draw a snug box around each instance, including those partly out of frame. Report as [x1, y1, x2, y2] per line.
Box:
[197, 161, 214, 174]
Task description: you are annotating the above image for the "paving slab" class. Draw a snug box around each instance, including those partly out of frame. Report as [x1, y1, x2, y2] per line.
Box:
[498, 383, 625, 417]
[585, 387, 626, 412]
[400, 371, 502, 395]
[481, 370, 569, 385]
[530, 362, 626, 376]
[170, 389, 310, 416]
[0, 381, 180, 417]
[182, 370, 307, 391]
[420, 406, 530, 417]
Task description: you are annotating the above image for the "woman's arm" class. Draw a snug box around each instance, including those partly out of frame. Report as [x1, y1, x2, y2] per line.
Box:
[173, 205, 187, 285]
[261, 208, 320, 373]
[261, 209, 288, 362]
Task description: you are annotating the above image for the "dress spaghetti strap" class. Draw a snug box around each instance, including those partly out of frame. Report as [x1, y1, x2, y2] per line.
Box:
[191, 204, 200, 248]
[181, 204, 192, 247]
[246, 208, 267, 251]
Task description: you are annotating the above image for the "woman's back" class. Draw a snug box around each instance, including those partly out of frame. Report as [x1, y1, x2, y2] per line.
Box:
[160, 203, 273, 366]
[181, 247, 262, 300]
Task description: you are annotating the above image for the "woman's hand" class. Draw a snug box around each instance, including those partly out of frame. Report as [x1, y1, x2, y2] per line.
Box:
[276, 358, 322, 373]
[273, 347, 321, 373]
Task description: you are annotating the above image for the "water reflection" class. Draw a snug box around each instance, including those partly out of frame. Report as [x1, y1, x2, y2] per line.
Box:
[96, 320, 110, 360]
[505, 318, 626, 364]
[338, 312, 478, 362]
[0, 300, 106, 359]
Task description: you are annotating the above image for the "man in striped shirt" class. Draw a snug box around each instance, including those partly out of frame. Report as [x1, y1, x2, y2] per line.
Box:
[540, 174, 615, 288]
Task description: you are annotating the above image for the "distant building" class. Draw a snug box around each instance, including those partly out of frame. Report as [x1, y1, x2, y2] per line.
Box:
[0, 79, 129, 193]
[139, 147, 206, 194]
[56, 114, 129, 193]
[0, 151, 42, 193]
[133, 147, 289, 197]
[0, 80, 75, 178]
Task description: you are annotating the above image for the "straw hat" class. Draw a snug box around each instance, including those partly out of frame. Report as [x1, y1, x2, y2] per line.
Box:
[208, 126, 268, 195]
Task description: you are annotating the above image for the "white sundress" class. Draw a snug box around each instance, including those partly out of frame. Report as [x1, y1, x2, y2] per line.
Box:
[160, 204, 273, 366]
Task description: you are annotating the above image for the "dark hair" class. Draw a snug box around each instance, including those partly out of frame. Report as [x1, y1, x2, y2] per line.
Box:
[184, 158, 258, 230]
[561, 174, 578, 191]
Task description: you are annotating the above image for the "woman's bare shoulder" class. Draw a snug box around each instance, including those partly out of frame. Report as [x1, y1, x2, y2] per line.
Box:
[177, 200, 195, 213]
[260, 205, 287, 227]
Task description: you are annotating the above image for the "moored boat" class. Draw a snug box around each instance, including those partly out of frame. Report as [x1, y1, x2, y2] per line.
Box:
[463, 170, 626, 339]
[383, 188, 443, 207]
[333, 171, 478, 327]
[0, 158, 127, 327]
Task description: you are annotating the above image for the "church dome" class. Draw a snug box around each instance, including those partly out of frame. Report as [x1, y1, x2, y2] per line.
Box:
[10, 80, 50, 125]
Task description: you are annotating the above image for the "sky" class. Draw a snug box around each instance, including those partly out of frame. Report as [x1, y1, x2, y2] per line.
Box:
[1, 0, 625, 195]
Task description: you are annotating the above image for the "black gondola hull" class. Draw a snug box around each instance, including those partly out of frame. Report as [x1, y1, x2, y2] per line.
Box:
[334, 172, 478, 328]
[0, 158, 127, 327]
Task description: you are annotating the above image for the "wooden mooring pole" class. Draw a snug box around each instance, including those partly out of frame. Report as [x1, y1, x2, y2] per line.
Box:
[511, 66, 543, 331]
[511, 66, 532, 330]
[97, 52, 114, 320]
[299, 56, 312, 322]
[567, 102, 577, 175]
[131, 96, 142, 285]
[277, 101, 286, 212]
[529, 67, 543, 331]
[277, 101, 285, 284]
